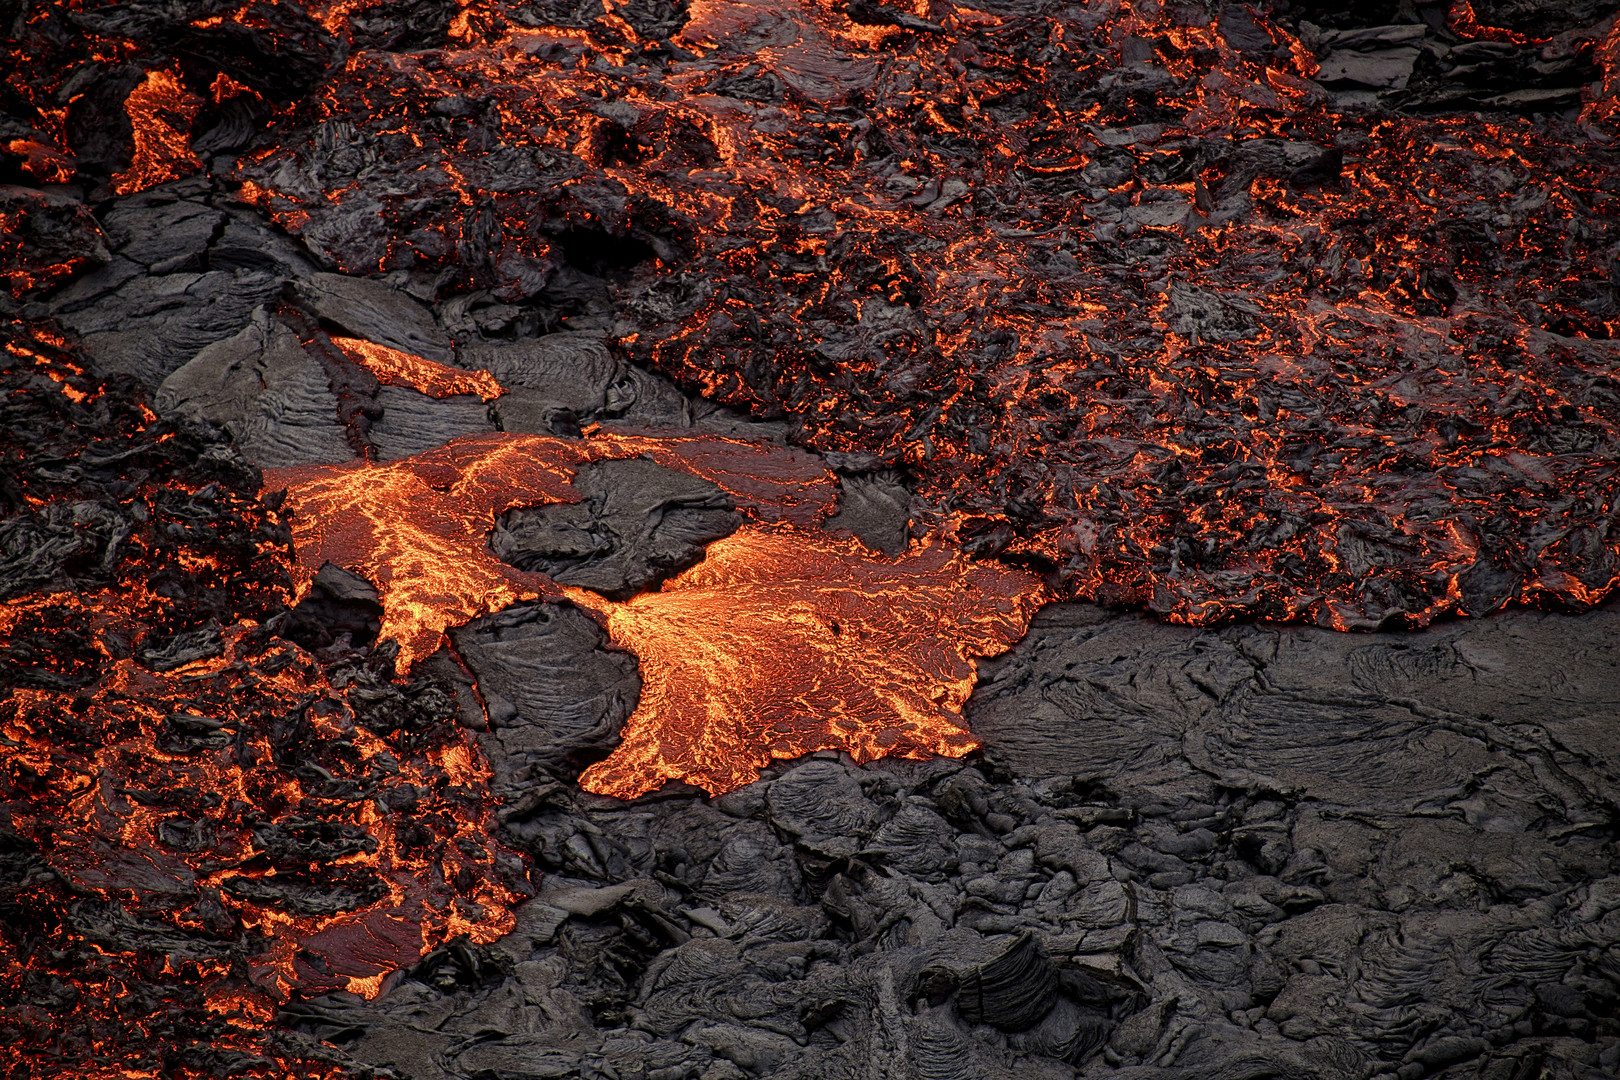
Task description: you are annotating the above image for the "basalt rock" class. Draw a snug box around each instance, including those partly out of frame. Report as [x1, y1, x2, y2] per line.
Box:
[276, 598, 1620, 1080]
[489, 457, 742, 599]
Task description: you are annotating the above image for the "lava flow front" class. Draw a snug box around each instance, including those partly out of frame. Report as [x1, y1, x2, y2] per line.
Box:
[266, 428, 1043, 796]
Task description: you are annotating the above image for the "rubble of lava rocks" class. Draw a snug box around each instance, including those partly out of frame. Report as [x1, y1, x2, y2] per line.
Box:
[277, 597, 1620, 1080]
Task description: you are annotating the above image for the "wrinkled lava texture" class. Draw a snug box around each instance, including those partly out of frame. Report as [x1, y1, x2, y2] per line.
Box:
[270, 430, 1041, 797]
[6, 1, 1620, 1078]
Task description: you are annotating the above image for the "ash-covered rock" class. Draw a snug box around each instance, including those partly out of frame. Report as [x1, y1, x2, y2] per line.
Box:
[282, 602, 1620, 1080]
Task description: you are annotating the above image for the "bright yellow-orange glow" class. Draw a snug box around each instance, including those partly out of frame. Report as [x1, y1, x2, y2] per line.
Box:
[266, 431, 840, 670]
[110, 68, 201, 195]
[330, 335, 505, 400]
[575, 528, 1043, 797]
[268, 430, 1042, 796]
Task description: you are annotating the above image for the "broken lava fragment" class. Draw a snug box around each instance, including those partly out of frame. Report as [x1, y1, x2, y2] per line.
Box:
[575, 528, 1045, 798]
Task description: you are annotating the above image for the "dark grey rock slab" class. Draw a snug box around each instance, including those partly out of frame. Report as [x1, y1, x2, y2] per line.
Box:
[449, 601, 640, 782]
[824, 472, 912, 555]
[467, 331, 790, 442]
[50, 181, 314, 386]
[297, 271, 453, 363]
[489, 456, 741, 599]
[367, 385, 494, 461]
[154, 310, 352, 469]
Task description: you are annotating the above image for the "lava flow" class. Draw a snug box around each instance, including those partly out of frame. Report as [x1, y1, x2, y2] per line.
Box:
[574, 527, 1044, 797]
[226, 0, 1620, 628]
[5, 1, 1619, 624]
[5, 0, 1620, 1074]
[266, 428, 1041, 795]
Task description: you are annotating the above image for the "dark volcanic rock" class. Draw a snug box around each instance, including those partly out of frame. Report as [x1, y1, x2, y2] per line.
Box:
[49, 180, 315, 386]
[367, 384, 495, 460]
[297, 271, 454, 363]
[448, 600, 640, 775]
[466, 331, 792, 442]
[281, 601, 1620, 1080]
[490, 457, 742, 599]
[156, 309, 354, 469]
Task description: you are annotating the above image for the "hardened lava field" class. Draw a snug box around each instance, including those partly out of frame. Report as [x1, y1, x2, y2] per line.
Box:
[5, 2, 1620, 1080]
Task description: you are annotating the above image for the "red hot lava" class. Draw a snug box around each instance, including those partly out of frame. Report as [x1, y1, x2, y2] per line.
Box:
[0, 327, 526, 1079]
[232, 0, 1620, 628]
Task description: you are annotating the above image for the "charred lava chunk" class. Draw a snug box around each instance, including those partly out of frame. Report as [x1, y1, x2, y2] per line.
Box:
[4, 1, 1620, 1079]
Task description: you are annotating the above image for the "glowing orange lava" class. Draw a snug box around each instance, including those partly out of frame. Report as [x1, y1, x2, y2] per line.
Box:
[1, 328, 525, 1078]
[575, 527, 1043, 797]
[265, 430, 839, 669]
[228, 0, 1620, 629]
[268, 430, 1042, 795]
[330, 335, 505, 400]
[110, 68, 202, 196]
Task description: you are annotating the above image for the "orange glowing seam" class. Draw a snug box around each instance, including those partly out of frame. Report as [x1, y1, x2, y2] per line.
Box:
[265, 431, 838, 664]
[329, 335, 505, 400]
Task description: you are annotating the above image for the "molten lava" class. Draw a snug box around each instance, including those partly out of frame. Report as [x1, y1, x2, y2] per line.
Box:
[6, 0, 1620, 1069]
[265, 430, 838, 669]
[330, 336, 505, 401]
[222, 0, 1620, 628]
[1, 329, 524, 1078]
[266, 429, 1039, 796]
[110, 68, 203, 196]
[575, 527, 1043, 798]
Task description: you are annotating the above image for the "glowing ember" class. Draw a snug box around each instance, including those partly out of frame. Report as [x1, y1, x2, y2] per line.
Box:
[329, 336, 505, 401]
[3, 624, 519, 995]
[110, 68, 202, 196]
[575, 527, 1043, 798]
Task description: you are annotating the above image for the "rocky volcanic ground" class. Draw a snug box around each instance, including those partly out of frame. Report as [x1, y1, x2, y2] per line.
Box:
[4, 1, 1620, 1079]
